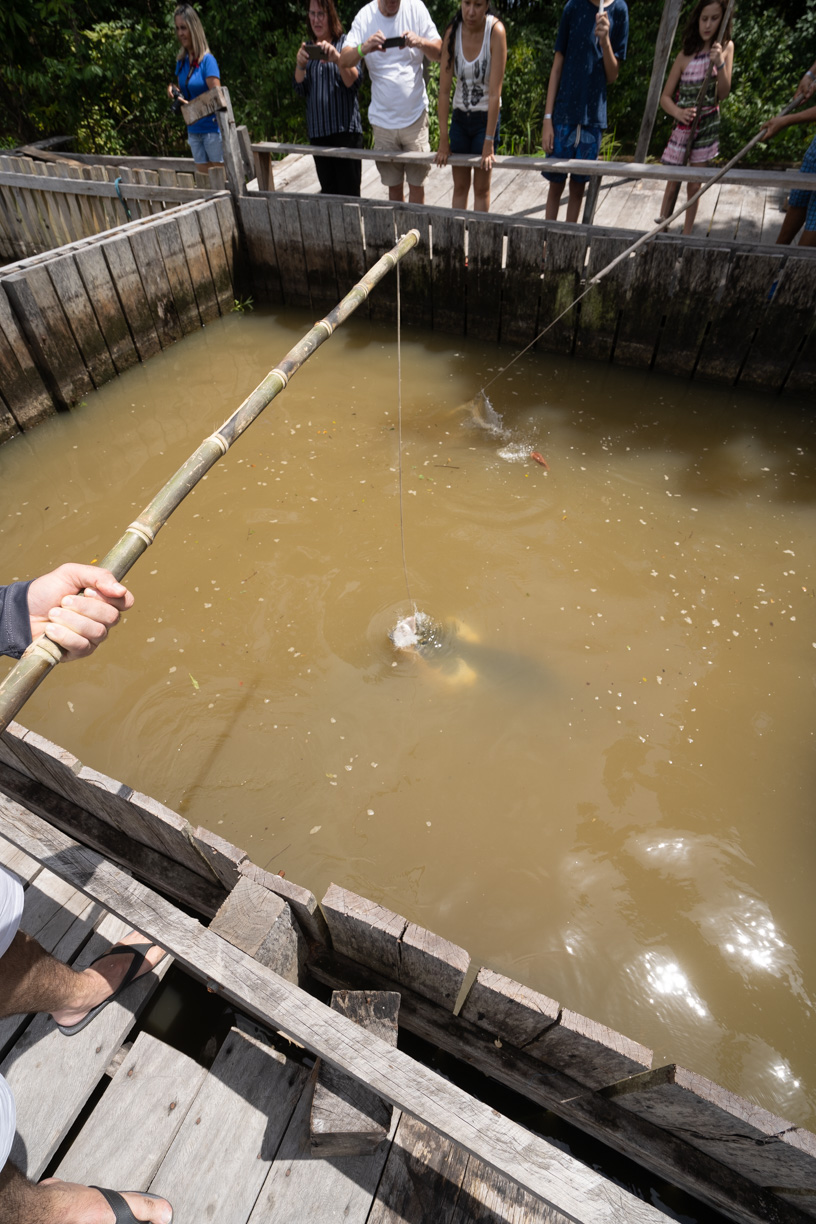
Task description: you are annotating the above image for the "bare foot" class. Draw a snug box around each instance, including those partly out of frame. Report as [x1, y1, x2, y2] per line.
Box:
[50, 931, 166, 1030]
[36, 1179, 173, 1223]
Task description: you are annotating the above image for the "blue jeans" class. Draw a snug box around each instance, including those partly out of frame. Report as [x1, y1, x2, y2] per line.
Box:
[788, 134, 816, 231]
[542, 123, 603, 185]
[187, 129, 223, 165]
[449, 108, 501, 155]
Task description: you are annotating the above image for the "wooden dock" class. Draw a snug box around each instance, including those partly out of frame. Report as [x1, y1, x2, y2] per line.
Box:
[268, 150, 792, 246]
[0, 720, 814, 1223]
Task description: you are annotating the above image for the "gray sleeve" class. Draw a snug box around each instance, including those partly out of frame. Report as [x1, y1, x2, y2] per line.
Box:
[0, 581, 33, 659]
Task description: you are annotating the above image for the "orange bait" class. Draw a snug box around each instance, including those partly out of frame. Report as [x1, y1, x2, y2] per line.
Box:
[530, 452, 550, 469]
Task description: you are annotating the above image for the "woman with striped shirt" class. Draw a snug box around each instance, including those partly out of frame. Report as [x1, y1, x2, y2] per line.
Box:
[294, 0, 364, 196]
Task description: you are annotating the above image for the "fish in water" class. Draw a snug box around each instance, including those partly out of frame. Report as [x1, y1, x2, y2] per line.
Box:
[530, 451, 550, 469]
[452, 391, 508, 438]
[390, 612, 550, 693]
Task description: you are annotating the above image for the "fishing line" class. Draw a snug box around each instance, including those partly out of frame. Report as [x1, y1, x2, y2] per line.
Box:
[395, 257, 414, 610]
[478, 91, 805, 400]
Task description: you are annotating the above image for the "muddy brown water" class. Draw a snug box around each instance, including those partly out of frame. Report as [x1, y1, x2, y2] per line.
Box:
[1, 307, 814, 1130]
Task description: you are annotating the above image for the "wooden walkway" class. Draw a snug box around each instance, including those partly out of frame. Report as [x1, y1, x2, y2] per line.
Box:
[270, 152, 790, 244]
[0, 825, 655, 1224]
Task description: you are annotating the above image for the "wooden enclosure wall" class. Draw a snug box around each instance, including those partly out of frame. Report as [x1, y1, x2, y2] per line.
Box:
[0, 154, 223, 262]
[0, 194, 240, 444]
[0, 715, 814, 1224]
[238, 193, 816, 396]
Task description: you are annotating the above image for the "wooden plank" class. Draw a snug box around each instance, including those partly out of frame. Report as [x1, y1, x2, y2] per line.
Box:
[250, 1066, 397, 1224]
[785, 326, 816, 395]
[0, 757, 225, 917]
[297, 195, 340, 312]
[32, 161, 72, 248]
[0, 390, 19, 445]
[0, 170, 215, 206]
[466, 216, 504, 343]
[708, 182, 743, 243]
[575, 233, 632, 362]
[613, 239, 678, 369]
[127, 225, 184, 348]
[54, 1030, 208, 1189]
[452, 1155, 571, 1223]
[195, 199, 234, 313]
[311, 990, 399, 1156]
[2, 265, 94, 407]
[0, 181, 29, 260]
[738, 255, 815, 390]
[45, 254, 116, 389]
[733, 186, 766, 244]
[501, 224, 543, 347]
[653, 244, 729, 378]
[73, 242, 140, 374]
[100, 232, 161, 360]
[635, 0, 685, 161]
[236, 195, 282, 304]
[150, 1027, 308, 1218]
[152, 214, 202, 334]
[0, 800, 673, 1224]
[6, 158, 52, 252]
[214, 193, 245, 298]
[309, 945, 809, 1224]
[0, 832, 39, 881]
[79, 164, 109, 231]
[368, 1113, 470, 1223]
[321, 885, 469, 1009]
[328, 200, 367, 299]
[268, 194, 310, 308]
[539, 227, 587, 354]
[240, 860, 329, 945]
[523, 1008, 651, 1090]
[604, 1065, 816, 1193]
[0, 287, 56, 428]
[211, 874, 305, 984]
[176, 208, 220, 324]
[362, 204, 398, 323]
[4, 910, 171, 1180]
[191, 825, 247, 889]
[459, 967, 559, 1045]
[431, 212, 467, 335]
[396, 208, 432, 330]
[695, 250, 782, 384]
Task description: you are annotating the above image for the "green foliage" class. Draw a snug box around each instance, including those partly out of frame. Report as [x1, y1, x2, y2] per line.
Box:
[1, 0, 814, 168]
[231, 294, 254, 312]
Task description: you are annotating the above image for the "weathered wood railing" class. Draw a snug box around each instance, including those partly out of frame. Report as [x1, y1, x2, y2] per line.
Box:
[0, 719, 814, 1224]
[0, 193, 239, 442]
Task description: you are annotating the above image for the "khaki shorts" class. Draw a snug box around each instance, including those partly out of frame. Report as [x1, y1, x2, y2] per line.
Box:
[371, 112, 430, 187]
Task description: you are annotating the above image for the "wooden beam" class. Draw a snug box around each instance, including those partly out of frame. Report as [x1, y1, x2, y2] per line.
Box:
[307, 947, 813, 1224]
[250, 143, 816, 191]
[0, 172, 218, 203]
[635, 0, 684, 162]
[0, 795, 669, 1224]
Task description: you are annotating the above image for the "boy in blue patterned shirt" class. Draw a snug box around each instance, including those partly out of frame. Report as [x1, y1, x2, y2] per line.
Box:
[541, 0, 629, 223]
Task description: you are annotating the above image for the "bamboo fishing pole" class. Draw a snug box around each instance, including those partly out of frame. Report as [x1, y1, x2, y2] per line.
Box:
[0, 229, 420, 735]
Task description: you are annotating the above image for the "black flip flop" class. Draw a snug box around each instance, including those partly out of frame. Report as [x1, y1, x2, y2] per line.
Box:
[92, 1186, 174, 1223]
[57, 941, 156, 1036]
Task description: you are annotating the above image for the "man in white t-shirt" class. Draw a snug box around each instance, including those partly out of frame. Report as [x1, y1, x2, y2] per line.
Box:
[341, 0, 441, 204]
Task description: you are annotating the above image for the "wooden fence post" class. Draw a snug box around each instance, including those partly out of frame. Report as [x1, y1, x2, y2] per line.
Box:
[215, 87, 247, 199]
[634, 0, 684, 163]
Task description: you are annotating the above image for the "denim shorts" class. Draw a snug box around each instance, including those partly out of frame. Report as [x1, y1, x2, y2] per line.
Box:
[541, 122, 603, 185]
[449, 108, 501, 156]
[788, 134, 816, 231]
[187, 129, 224, 165]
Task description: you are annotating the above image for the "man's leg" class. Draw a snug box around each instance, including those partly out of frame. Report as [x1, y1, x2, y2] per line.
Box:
[407, 183, 425, 205]
[544, 180, 565, 220]
[0, 929, 164, 1025]
[388, 183, 405, 202]
[0, 1163, 172, 1224]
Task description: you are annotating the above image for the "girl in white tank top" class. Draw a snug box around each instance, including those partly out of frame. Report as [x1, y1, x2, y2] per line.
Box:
[435, 0, 507, 212]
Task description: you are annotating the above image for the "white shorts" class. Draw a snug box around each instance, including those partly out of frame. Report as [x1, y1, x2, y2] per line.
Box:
[0, 865, 25, 1172]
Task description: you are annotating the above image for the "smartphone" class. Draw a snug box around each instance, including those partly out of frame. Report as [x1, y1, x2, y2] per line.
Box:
[381, 36, 406, 49]
[305, 43, 328, 60]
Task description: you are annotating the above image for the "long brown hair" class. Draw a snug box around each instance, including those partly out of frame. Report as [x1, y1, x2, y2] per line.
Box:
[444, 1, 492, 72]
[681, 1, 733, 56]
[308, 0, 343, 41]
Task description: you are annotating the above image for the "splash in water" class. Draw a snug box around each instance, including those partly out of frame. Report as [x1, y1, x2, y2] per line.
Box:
[458, 391, 509, 438]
